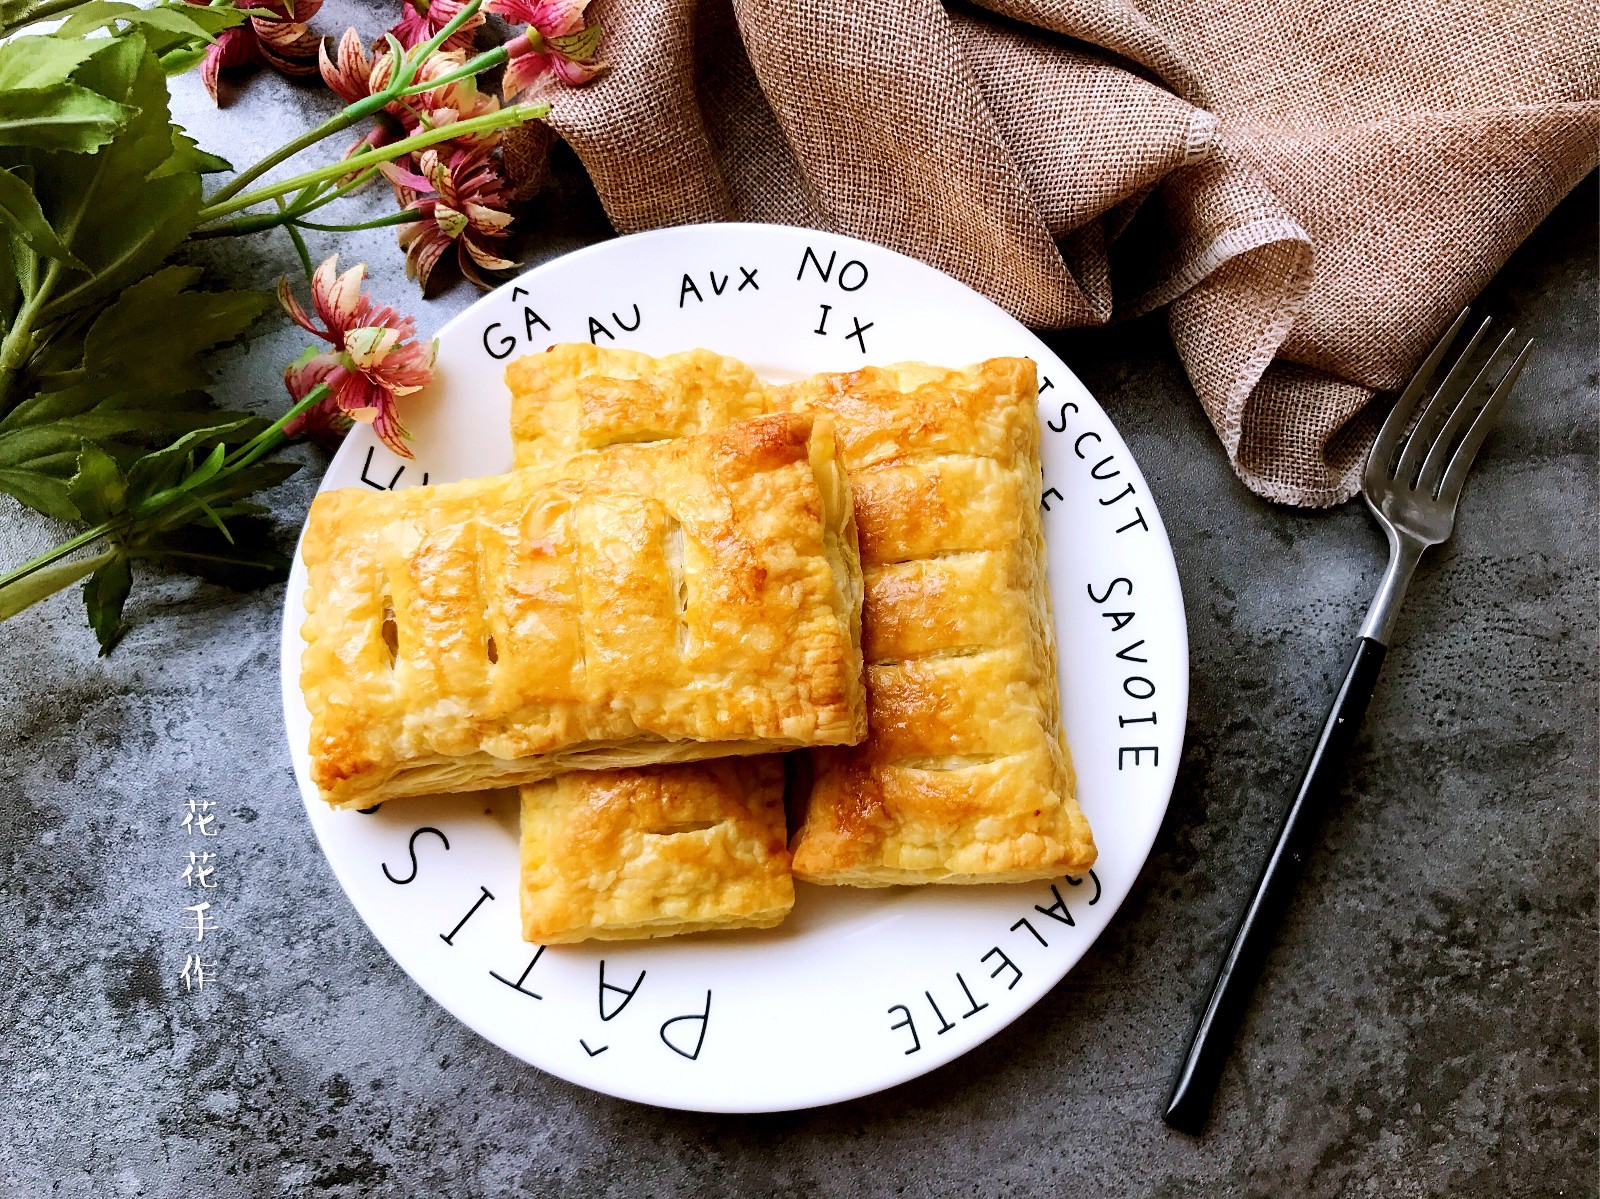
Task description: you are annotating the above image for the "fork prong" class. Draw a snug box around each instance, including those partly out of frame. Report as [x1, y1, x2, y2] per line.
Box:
[1392, 315, 1494, 488]
[1435, 338, 1534, 511]
[1366, 308, 1472, 488]
[1417, 327, 1520, 496]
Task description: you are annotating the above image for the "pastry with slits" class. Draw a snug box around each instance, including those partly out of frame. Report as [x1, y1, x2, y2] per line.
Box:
[297, 410, 865, 811]
[506, 345, 797, 941]
[506, 346, 1096, 888]
[521, 758, 793, 943]
[777, 360, 1094, 884]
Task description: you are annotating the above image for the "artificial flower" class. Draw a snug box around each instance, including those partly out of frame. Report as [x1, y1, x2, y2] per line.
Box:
[188, 0, 324, 104]
[316, 25, 379, 105]
[319, 29, 503, 155]
[488, 0, 606, 97]
[278, 256, 436, 457]
[282, 347, 353, 451]
[390, 0, 484, 51]
[383, 146, 518, 291]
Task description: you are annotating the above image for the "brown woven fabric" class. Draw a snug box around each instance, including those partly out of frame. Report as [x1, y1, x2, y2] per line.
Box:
[524, 0, 1599, 505]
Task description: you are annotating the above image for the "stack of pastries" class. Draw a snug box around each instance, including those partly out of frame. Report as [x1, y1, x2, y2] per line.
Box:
[299, 344, 1095, 944]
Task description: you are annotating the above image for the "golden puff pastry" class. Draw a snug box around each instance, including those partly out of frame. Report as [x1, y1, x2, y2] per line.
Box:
[508, 343, 769, 468]
[505, 348, 1095, 886]
[505, 344, 798, 938]
[299, 412, 866, 810]
[777, 360, 1094, 885]
[520, 758, 793, 943]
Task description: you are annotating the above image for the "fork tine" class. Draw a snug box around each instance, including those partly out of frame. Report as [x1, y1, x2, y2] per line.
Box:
[1416, 327, 1520, 496]
[1392, 315, 1494, 487]
[1366, 308, 1472, 487]
[1435, 338, 1534, 510]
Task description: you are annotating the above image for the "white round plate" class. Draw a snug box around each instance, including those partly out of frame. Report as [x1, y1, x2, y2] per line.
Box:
[280, 223, 1188, 1113]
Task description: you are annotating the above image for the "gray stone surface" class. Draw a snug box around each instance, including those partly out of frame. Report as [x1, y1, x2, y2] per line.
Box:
[0, 30, 1594, 1196]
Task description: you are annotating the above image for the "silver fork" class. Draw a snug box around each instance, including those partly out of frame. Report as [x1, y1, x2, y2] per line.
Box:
[1163, 309, 1535, 1135]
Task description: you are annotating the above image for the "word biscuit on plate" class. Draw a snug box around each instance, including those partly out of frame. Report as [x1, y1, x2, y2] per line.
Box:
[298, 411, 866, 811]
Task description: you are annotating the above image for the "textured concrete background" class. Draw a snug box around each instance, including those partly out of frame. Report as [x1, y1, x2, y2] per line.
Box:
[1, 18, 1594, 1195]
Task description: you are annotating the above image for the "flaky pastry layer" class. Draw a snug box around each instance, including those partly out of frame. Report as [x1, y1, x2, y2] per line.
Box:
[299, 412, 865, 809]
[777, 360, 1093, 885]
[506, 347, 1095, 887]
[505, 345, 801, 939]
[521, 758, 793, 944]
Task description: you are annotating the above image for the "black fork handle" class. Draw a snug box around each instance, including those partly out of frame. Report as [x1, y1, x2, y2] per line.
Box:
[1163, 636, 1388, 1134]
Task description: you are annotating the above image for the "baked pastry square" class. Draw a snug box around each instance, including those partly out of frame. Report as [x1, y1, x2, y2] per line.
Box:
[520, 758, 793, 943]
[506, 344, 798, 939]
[505, 348, 1095, 886]
[299, 412, 865, 810]
[508, 343, 768, 467]
[778, 359, 1096, 885]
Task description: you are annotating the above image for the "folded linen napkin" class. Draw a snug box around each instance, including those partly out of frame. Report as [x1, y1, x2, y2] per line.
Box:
[517, 0, 1598, 506]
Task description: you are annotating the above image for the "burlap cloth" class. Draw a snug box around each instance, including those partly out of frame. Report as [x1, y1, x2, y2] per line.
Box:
[522, 0, 1598, 505]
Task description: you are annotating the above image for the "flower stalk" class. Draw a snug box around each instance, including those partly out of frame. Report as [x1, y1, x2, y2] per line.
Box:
[194, 102, 544, 224]
[203, 0, 498, 207]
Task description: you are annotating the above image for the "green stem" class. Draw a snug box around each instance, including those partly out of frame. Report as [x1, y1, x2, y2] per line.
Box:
[0, 518, 120, 599]
[289, 163, 385, 214]
[394, 46, 509, 98]
[0, 260, 58, 407]
[190, 162, 389, 239]
[202, 109, 371, 209]
[293, 211, 427, 233]
[187, 211, 299, 239]
[202, 0, 487, 207]
[226, 384, 329, 471]
[193, 105, 548, 223]
[273, 195, 316, 278]
[284, 221, 314, 279]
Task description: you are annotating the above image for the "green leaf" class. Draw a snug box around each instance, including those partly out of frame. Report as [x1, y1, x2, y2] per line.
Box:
[139, 517, 291, 591]
[160, 126, 230, 176]
[0, 394, 218, 455]
[0, 396, 220, 519]
[0, 544, 116, 621]
[0, 0, 62, 35]
[123, 416, 256, 506]
[185, 457, 297, 513]
[19, 33, 202, 324]
[16, 266, 265, 400]
[151, 1, 248, 38]
[0, 0, 36, 28]
[0, 264, 269, 516]
[6, 266, 267, 414]
[0, 405, 300, 648]
[0, 464, 75, 519]
[0, 166, 81, 266]
[0, 389, 217, 455]
[82, 267, 268, 392]
[158, 46, 206, 75]
[0, 83, 130, 152]
[179, 442, 227, 491]
[82, 551, 132, 653]
[55, 1, 245, 42]
[64, 441, 125, 523]
[0, 35, 101, 89]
